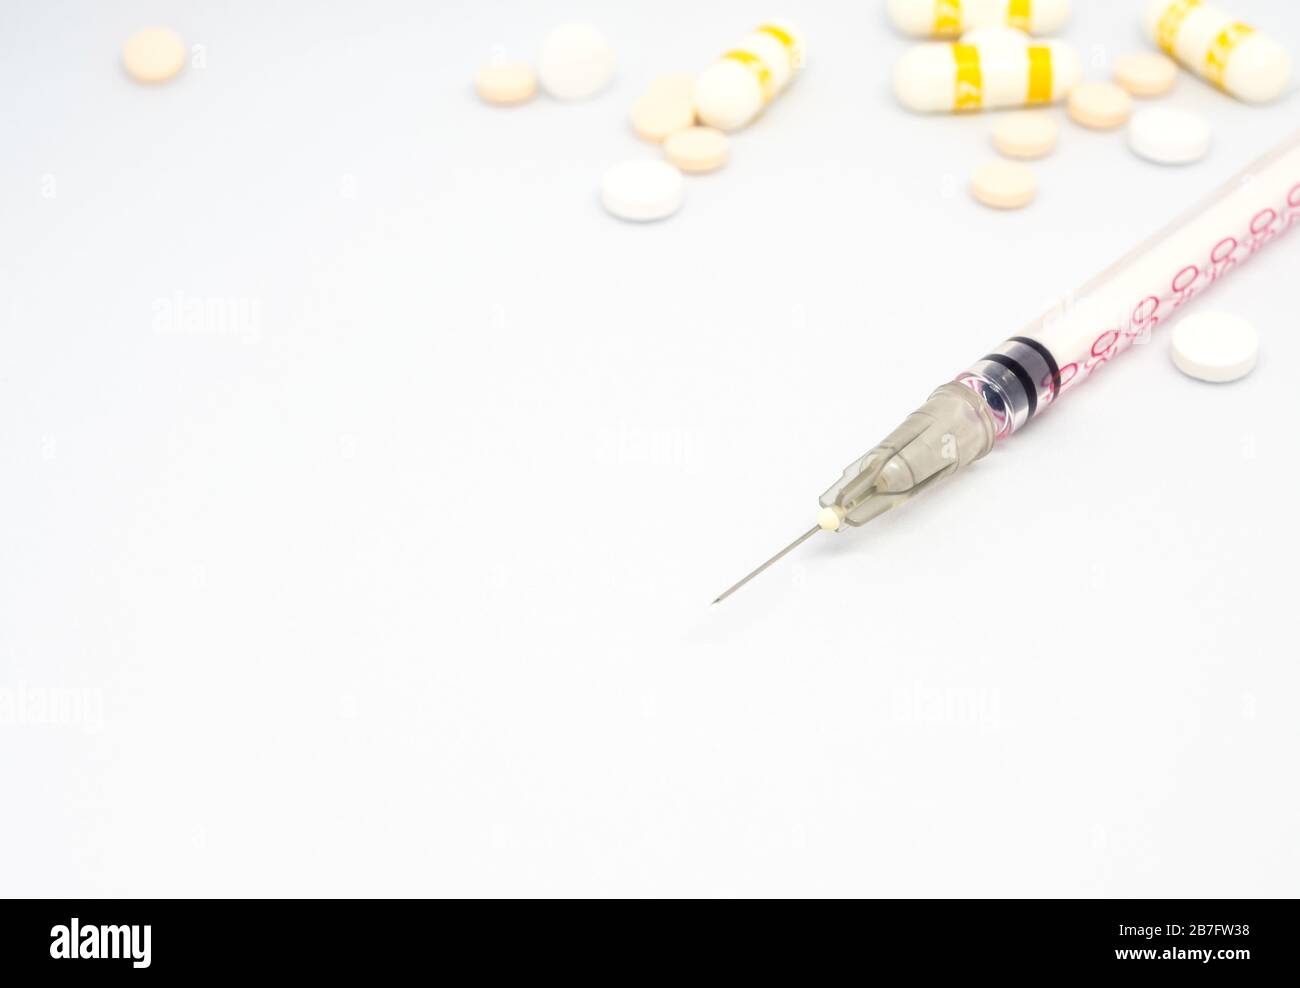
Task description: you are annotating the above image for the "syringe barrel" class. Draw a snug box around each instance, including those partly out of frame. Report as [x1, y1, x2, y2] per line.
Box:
[822, 132, 1300, 531]
[959, 130, 1300, 439]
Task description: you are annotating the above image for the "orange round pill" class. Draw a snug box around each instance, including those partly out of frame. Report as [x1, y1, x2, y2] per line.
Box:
[663, 126, 729, 173]
[122, 27, 186, 84]
[971, 160, 1037, 210]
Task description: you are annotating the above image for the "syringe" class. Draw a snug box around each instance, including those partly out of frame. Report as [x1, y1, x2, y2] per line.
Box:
[715, 129, 1300, 603]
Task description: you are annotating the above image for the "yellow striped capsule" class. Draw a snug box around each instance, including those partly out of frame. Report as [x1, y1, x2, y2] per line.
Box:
[694, 21, 806, 131]
[895, 39, 1081, 113]
[888, 0, 1071, 39]
[1145, 0, 1292, 103]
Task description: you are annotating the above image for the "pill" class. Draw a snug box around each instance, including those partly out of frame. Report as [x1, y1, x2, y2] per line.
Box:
[1170, 312, 1258, 382]
[632, 73, 697, 142]
[475, 62, 538, 105]
[971, 159, 1037, 209]
[895, 39, 1081, 113]
[538, 23, 615, 100]
[992, 111, 1059, 158]
[694, 22, 806, 131]
[601, 160, 685, 222]
[1113, 51, 1179, 97]
[961, 27, 1032, 50]
[664, 126, 730, 173]
[1129, 107, 1211, 164]
[1145, 0, 1293, 103]
[122, 27, 186, 84]
[1068, 81, 1132, 129]
[888, 0, 1072, 38]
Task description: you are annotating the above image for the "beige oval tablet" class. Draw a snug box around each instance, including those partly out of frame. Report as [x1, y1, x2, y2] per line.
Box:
[123, 27, 186, 84]
[972, 160, 1037, 210]
[664, 126, 729, 173]
[632, 96, 694, 142]
[992, 112, 1059, 160]
[632, 73, 696, 143]
[1068, 82, 1133, 130]
[476, 62, 538, 105]
[1113, 52, 1178, 98]
[641, 73, 697, 112]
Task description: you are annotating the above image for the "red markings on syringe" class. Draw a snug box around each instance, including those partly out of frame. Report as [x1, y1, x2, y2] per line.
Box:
[1002, 170, 1299, 423]
[1252, 208, 1278, 232]
[1084, 328, 1121, 376]
[1208, 236, 1240, 283]
[1068, 178, 1297, 395]
[1248, 208, 1280, 255]
[1171, 265, 1199, 310]
[1126, 296, 1161, 345]
[1079, 293, 1166, 384]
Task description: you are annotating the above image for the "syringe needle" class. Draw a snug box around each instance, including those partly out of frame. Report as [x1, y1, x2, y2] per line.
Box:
[712, 525, 821, 605]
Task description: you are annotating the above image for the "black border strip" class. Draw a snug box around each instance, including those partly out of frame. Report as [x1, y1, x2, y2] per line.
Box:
[0, 898, 1282, 975]
[1010, 335, 1062, 403]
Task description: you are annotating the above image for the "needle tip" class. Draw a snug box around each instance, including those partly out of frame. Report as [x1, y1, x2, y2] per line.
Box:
[711, 525, 821, 605]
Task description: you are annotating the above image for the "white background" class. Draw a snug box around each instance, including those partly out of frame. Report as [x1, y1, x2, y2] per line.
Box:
[2, 0, 1297, 897]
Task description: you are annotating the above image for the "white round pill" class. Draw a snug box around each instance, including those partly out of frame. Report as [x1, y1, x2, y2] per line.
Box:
[1171, 312, 1259, 383]
[122, 27, 186, 84]
[538, 24, 615, 100]
[1129, 107, 1211, 165]
[601, 160, 684, 222]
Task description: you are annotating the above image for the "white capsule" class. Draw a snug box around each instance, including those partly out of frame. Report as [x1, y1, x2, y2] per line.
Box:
[960, 26, 1031, 51]
[888, 0, 1071, 39]
[693, 21, 805, 132]
[1144, 0, 1292, 103]
[895, 39, 1081, 113]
